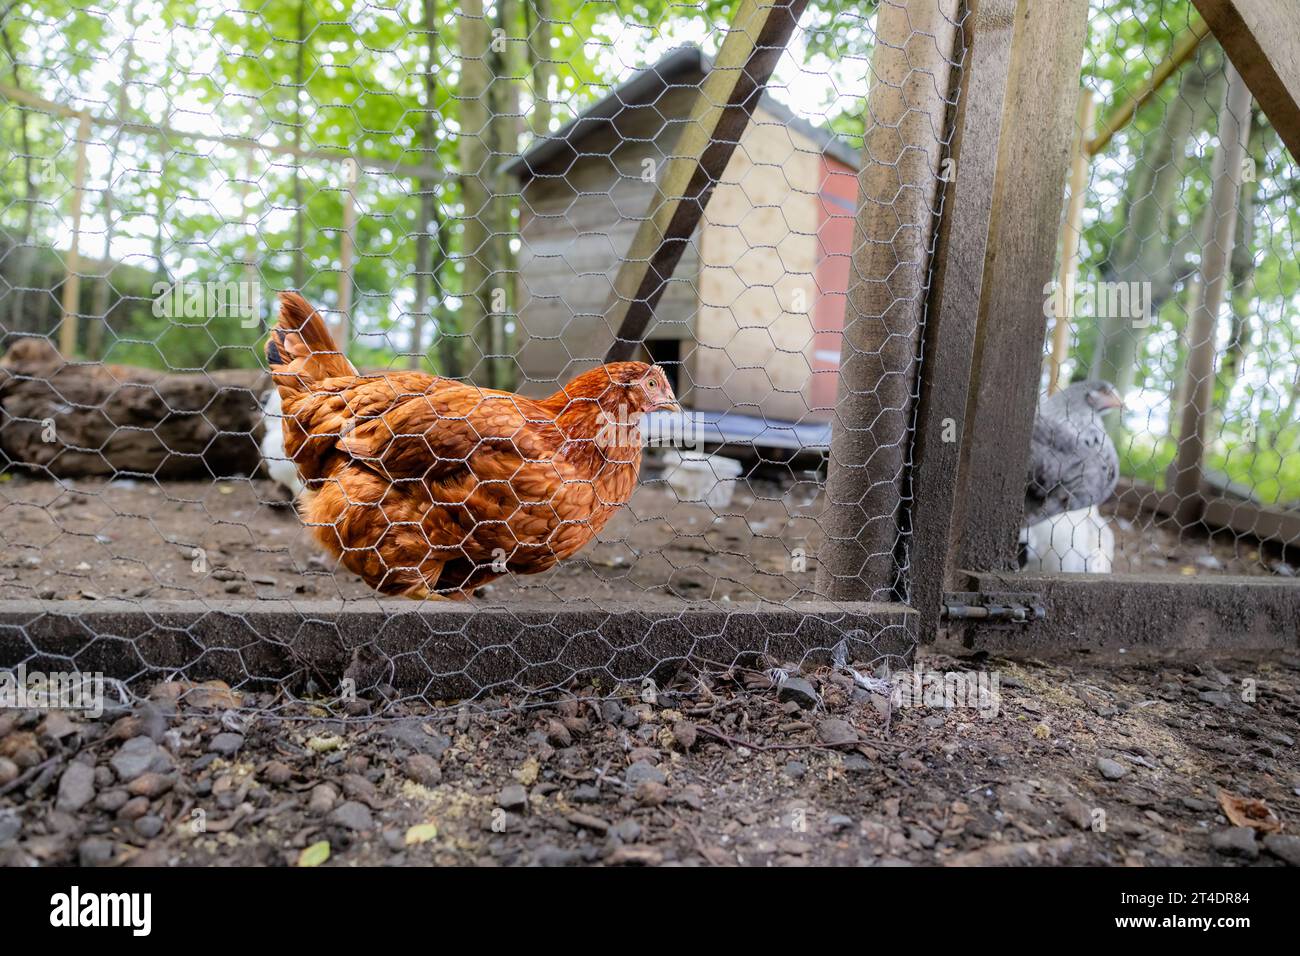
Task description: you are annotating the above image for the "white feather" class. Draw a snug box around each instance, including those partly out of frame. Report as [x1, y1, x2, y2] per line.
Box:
[259, 389, 304, 498]
[1021, 506, 1114, 573]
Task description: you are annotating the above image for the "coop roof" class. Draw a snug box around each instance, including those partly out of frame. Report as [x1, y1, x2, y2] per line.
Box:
[503, 45, 860, 178]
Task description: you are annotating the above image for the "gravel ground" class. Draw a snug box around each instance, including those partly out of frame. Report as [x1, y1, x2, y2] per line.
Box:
[2, 648, 1298, 867]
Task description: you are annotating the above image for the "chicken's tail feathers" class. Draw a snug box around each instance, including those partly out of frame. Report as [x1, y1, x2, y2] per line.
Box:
[267, 291, 357, 390]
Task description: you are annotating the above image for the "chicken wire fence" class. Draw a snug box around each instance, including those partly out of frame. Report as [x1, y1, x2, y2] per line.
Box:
[1027, 2, 1300, 582]
[0, 0, 967, 713]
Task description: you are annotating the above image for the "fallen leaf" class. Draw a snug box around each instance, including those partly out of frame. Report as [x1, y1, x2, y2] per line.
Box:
[298, 841, 331, 867]
[404, 823, 439, 846]
[1217, 791, 1282, 833]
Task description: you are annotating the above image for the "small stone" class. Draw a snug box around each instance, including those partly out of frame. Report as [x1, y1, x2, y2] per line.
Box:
[0, 757, 18, 787]
[611, 818, 641, 843]
[1096, 757, 1129, 781]
[96, 789, 130, 813]
[777, 677, 819, 709]
[1198, 690, 1233, 707]
[405, 753, 441, 787]
[0, 809, 19, 846]
[1211, 827, 1259, 859]
[671, 721, 698, 751]
[329, 801, 374, 832]
[828, 814, 854, 832]
[784, 760, 806, 780]
[817, 718, 858, 747]
[572, 784, 601, 803]
[110, 736, 172, 782]
[78, 838, 115, 867]
[625, 760, 666, 787]
[55, 761, 96, 813]
[308, 783, 339, 815]
[209, 732, 244, 756]
[1061, 797, 1093, 830]
[498, 784, 528, 811]
[127, 773, 174, 799]
[134, 815, 164, 839]
[843, 753, 873, 774]
[264, 761, 293, 787]
[546, 720, 572, 748]
[1263, 833, 1300, 866]
[117, 796, 150, 821]
[635, 781, 670, 806]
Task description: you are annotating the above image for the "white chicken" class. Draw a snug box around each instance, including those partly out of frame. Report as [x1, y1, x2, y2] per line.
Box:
[259, 388, 304, 499]
[1020, 505, 1114, 573]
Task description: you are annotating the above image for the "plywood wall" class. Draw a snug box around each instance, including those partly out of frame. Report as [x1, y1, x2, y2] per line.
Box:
[689, 108, 824, 423]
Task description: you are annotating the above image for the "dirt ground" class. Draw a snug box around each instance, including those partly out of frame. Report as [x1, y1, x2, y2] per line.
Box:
[0, 474, 1291, 606]
[2, 473, 1298, 867]
[1, 647, 1298, 867]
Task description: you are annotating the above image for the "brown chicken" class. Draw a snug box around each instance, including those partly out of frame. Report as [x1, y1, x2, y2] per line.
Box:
[266, 292, 678, 599]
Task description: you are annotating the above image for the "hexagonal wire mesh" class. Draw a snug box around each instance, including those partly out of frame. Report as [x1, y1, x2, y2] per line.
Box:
[0, 0, 967, 714]
[1027, 1, 1300, 580]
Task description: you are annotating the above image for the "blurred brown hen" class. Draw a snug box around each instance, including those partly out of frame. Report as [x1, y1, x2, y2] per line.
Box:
[266, 292, 678, 599]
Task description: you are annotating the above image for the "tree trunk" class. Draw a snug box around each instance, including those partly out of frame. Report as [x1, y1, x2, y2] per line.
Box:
[1, 16, 36, 333]
[292, 0, 308, 289]
[527, 0, 553, 136]
[458, 0, 496, 387]
[1091, 46, 1222, 400]
[89, 38, 135, 361]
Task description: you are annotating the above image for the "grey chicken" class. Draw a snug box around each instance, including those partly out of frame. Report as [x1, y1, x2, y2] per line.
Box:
[1025, 380, 1123, 527]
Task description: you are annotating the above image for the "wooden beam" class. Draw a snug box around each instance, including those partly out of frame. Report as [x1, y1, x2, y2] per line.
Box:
[815, 0, 961, 601]
[603, 0, 809, 362]
[1114, 477, 1300, 549]
[1172, 63, 1252, 525]
[1048, 88, 1094, 395]
[1193, 0, 1300, 159]
[0, 599, 916, 699]
[957, 571, 1299, 655]
[1085, 17, 1210, 157]
[906, 0, 1020, 636]
[952, 0, 1091, 572]
[57, 111, 92, 359]
[0, 82, 446, 182]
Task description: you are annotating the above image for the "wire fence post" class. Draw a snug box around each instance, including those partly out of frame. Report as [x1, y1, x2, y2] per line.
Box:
[815, 0, 961, 602]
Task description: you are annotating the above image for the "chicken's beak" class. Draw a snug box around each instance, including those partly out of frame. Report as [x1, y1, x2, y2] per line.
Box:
[1099, 390, 1125, 411]
[654, 398, 681, 412]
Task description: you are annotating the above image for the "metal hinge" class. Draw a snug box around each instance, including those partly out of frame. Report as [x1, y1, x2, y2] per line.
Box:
[941, 591, 1046, 624]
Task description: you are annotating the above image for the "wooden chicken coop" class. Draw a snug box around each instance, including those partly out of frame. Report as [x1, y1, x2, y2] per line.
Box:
[506, 45, 858, 424]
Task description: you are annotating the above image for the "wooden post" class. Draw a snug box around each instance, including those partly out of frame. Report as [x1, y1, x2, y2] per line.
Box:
[950, 0, 1091, 573]
[814, 0, 961, 602]
[908, 0, 1019, 636]
[1172, 63, 1252, 525]
[58, 110, 92, 358]
[1193, 0, 1300, 159]
[1049, 88, 1095, 395]
[603, 0, 809, 363]
[337, 157, 358, 357]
